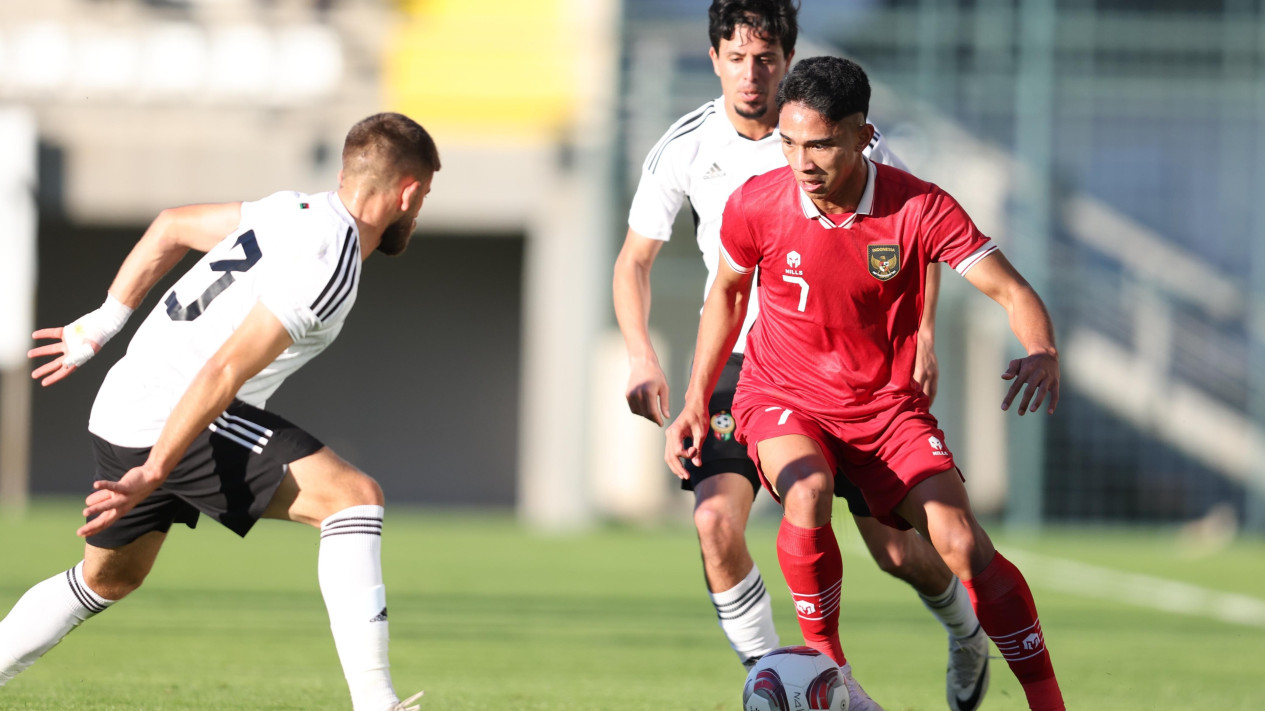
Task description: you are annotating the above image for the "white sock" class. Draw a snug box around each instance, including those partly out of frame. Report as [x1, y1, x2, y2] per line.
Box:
[919, 576, 980, 639]
[0, 562, 115, 685]
[710, 563, 779, 667]
[319, 505, 397, 711]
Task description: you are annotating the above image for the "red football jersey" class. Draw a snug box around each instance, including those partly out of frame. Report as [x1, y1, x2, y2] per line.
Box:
[720, 160, 997, 421]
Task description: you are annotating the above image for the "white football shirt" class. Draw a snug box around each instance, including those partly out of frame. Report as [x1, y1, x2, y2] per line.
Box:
[627, 96, 907, 353]
[90, 190, 362, 447]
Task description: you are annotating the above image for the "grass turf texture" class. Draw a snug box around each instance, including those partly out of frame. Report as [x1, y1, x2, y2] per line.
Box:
[2, 499, 1263, 710]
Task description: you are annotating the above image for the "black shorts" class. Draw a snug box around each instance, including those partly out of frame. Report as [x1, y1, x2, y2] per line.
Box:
[86, 400, 324, 549]
[681, 353, 871, 517]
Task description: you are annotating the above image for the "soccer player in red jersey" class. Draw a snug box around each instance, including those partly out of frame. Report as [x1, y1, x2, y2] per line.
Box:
[665, 56, 1066, 711]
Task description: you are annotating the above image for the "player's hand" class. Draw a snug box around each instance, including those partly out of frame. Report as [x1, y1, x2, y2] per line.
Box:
[913, 331, 939, 406]
[664, 401, 709, 480]
[626, 359, 670, 425]
[28, 295, 133, 386]
[27, 326, 101, 387]
[77, 464, 166, 538]
[1001, 352, 1060, 415]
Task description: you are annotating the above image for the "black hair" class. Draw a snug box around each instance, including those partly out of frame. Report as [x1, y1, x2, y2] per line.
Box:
[776, 56, 871, 122]
[708, 0, 799, 57]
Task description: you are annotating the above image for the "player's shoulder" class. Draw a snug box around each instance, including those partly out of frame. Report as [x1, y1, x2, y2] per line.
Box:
[873, 162, 961, 219]
[874, 161, 935, 196]
[736, 165, 793, 200]
[242, 190, 307, 217]
[243, 190, 355, 258]
[661, 98, 723, 140]
[248, 189, 344, 223]
[728, 165, 793, 217]
[642, 98, 723, 173]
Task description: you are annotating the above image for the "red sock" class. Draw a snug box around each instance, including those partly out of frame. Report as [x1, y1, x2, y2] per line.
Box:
[776, 518, 846, 666]
[962, 552, 1065, 711]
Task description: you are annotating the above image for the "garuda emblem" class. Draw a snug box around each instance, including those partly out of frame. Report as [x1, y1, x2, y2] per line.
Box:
[867, 244, 900, 281]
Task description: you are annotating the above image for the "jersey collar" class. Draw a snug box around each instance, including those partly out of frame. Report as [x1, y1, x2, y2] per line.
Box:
[797, 157, 876, 229]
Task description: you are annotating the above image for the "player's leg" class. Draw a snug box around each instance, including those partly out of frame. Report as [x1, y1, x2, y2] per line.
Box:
[836, 474, 979, 631]
[894, 471, 1064, 711]
[684, 353, 779, 670]
[691, 472, 779, 669]
[0, 533, 165, 685]
[735, 402, 885, 710]
[852, 514, 989, 711]
[170, 400, 406, 711]
[756, 434, 841, 663]
[850, 514, 965, 617]
[262, 446, 403, 711]
[758, 433, 886, 711]
[1, 432, 194, 687]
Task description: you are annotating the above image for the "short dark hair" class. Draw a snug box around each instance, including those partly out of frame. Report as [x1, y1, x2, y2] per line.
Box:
[708, 0, 799, 57]
[776, 56, 871, 123]
[342, 112, 441, 184]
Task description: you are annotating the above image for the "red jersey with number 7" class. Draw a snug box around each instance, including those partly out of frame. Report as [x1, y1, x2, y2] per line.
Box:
[719, 160, 998, 422]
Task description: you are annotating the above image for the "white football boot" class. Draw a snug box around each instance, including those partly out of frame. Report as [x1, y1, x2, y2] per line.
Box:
[839, 662, 885, 711]
[946, 626, 991, 711]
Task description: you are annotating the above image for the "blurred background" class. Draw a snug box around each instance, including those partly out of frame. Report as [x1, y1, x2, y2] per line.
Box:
[1, 0, 1263, 540]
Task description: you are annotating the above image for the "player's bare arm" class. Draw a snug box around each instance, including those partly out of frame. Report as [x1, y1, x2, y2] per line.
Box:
[77, 302, 293, 538]
[914, 262, 942, 405]
[27, 203, 244, 387]
[962, 251, 1060, 416]
[664, 258, 752, 479]
[109, 202, 245, 306]
[612, 229, 671, 425]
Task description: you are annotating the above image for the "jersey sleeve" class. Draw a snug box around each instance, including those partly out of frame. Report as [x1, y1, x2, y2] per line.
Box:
[257, 222, 359, 343]
[626, 109, 706, 241]
[718, 185, 759, 274]
[920, 185, 998, 275]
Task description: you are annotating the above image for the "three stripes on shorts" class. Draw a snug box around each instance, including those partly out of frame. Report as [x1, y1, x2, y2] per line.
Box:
[209, 413, 274, 455]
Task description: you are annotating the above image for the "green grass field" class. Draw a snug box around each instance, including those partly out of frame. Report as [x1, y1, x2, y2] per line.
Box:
[2, 499, 1263, 710]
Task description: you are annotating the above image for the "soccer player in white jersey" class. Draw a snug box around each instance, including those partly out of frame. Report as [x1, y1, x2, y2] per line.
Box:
[1, 113, 434, 711]
[612, 3, 989, 710]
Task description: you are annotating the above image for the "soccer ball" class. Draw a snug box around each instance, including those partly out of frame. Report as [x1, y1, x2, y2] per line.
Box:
[742, 646, 850, 711]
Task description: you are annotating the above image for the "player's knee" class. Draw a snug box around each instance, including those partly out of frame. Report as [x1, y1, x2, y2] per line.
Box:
[779, 475, 833, 523]
[84, 566, 147, 601]
[930, 525, 980, 575]
[693, 500, 745, 547]
[870, 544, 910, 579]
[342, 471, 384, 508]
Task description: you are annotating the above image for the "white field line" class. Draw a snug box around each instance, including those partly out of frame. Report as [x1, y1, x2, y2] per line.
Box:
[1003, 549, 1265, 629]
[841, 539, 1265, 628]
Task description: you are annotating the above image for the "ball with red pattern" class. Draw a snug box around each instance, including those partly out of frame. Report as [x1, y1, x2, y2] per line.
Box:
[742, 646, 849, 711]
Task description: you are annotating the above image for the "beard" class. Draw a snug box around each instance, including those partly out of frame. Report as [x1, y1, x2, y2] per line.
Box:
[377, 216, 415, 256]
[734, 99, 770, 120]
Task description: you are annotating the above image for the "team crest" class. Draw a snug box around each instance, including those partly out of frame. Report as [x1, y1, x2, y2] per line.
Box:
[867, 244, 900, 281]
[710, 411, 736, 441]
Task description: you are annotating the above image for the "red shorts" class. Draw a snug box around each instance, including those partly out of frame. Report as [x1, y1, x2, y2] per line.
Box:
[732, 393, 959, 529]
